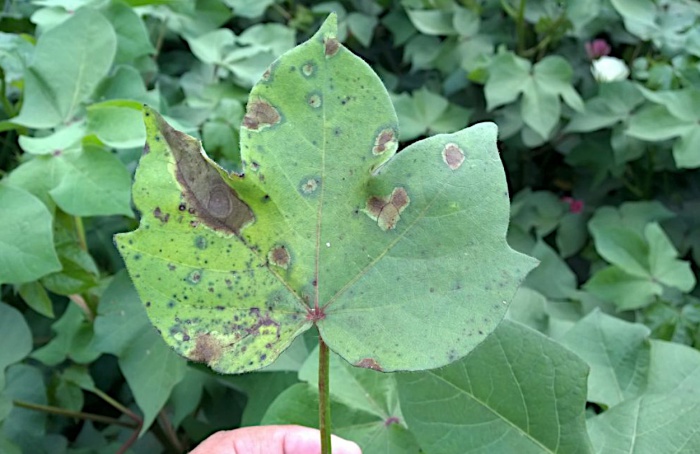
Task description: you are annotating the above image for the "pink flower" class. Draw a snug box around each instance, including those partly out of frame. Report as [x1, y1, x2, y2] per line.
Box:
[562, 197, 584, 214]
[585, 39, 611, 60]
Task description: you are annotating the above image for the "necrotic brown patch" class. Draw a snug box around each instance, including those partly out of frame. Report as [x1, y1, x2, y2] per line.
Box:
[189, 333, 223, 365]
[324, 37, 339, 57]
[372, 129, 398, 155]
[242, 99, 281, 130]
[268, 245, 290, 269]
[442, 143, 465, 170]
[364, 187, 410, 231]
[157, 114, 255, 235]
[355, 358, 383, 371]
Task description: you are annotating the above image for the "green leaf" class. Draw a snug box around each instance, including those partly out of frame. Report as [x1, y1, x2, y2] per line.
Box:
[0, 303, 33, 388]
[406, 9, 457, 35]
[224, 0, 276, 19]
[0, 185, 61, 285]
[626, 89, 700, 168]
[627, 105, 694, 142]
[31, 303, 100, 366]
[397, 320, 593, 454]
[226, 371, 300, 426]
[93, 272, 187, 433]
[18, 281, 55, 318]
[391, 87, 470, 141]
[524, 240, 577, 300]
[116, 15, 536, 374]
[486, 53, 582, 138]
[100, 0, 155, 64]
[565, 81, 644, 133]
[49, 145, 133, 217]
[587, 206, 695, 309]
[40, 211, 99, 295]
[347, 12, 378, 47]
[263, 347, 422, 453]
[13, 8, 117, 128]
[17, 121, 86, 155]
[87, 100, 146, 148]
[556, 212, 588, 258]
[584, 266, 659, 311]
[1, 365, 49, 452]
[560, 310, 650, 407]
[298, 346, 400, 421]
[610, 0, 658, 40]
[568, 313, 700, 452]
[506, 287, 549, 333]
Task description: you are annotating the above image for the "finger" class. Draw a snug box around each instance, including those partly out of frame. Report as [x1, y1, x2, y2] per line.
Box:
[189, 424, 362, 454]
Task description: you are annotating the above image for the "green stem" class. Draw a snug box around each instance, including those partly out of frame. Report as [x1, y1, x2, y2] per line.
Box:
[93, 388, 142, 424]
[0, 68, 16, 117]
[12, 400, 138, 429]
[318, 335, 332, 454]
[74, 216, 87, 251]
[516, 0, 527, 55]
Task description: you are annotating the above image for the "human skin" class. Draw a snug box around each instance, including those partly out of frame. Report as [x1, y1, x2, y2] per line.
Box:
[190, 424, 362, 454]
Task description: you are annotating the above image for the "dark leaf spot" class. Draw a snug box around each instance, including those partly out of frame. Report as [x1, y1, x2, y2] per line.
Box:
[355, 358, 383, 371]
[153, 207, 169, 223]
[307, 93, 322, 108]
[242, 98, 281, 130]
[324, 37, 339, 57]
[300, 177, 319, 195]
[187, 270, 203, 284]
[194, 236, 207, 250]
[189, 333, 223, 365]
[364, 187, 410, 231]
[268, 245, 291, 269]
[302, 61, 315, 77]
[385, 417, 400, 426]
[372, 128, 397, 155]
[442, 143, 465, 170]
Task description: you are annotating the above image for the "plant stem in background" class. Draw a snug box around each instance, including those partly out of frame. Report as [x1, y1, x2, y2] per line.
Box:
[318, 335, 332, 454]
[74, 216, 87, 251]
[12, 400, 138, 429]
[516, 0, 527, 55]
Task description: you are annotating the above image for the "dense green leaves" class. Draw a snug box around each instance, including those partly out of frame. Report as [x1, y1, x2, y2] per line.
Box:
[263, 347, 422, 453]
[93, 272, 187, 433]
[485, 52, 583, 139]
[1, 1, 699, 452]
[0, 303, 32, 387]
[13, 8, 117, 128]
[0, 185, 61, 285]
[397, 320, 593, 454]
[586, 205, 695, 310]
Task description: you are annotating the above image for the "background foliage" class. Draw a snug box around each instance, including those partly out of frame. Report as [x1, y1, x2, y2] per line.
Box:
[0, 0, 699, 453]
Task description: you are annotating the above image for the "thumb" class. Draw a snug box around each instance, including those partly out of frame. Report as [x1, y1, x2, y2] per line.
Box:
[190, 424, 362, 454]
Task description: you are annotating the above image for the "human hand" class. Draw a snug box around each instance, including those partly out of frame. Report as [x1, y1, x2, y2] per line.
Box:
[190, 424, 362, 454]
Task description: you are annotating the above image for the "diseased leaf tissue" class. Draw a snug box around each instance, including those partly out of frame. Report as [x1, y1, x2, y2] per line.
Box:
[115, 14, 536, 374]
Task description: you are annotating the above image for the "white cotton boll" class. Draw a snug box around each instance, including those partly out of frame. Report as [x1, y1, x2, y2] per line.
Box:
[591, 56, 630, 82]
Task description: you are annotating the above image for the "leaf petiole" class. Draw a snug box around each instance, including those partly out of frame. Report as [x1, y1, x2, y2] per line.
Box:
[318, 334, 332, 454]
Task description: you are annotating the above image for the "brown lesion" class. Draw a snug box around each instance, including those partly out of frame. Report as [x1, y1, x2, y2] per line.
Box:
[242, 98, 281, 131]
[188, 333, 223, 365]
[372, 129, 397, 155]
[364, 187, 410, 231]
[442, 143, 465, 170]
[157, 114, 255, 235]
[324, 37, 339, 57]
[355, 358, 383, 371]
[268, 245, 291, 269]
